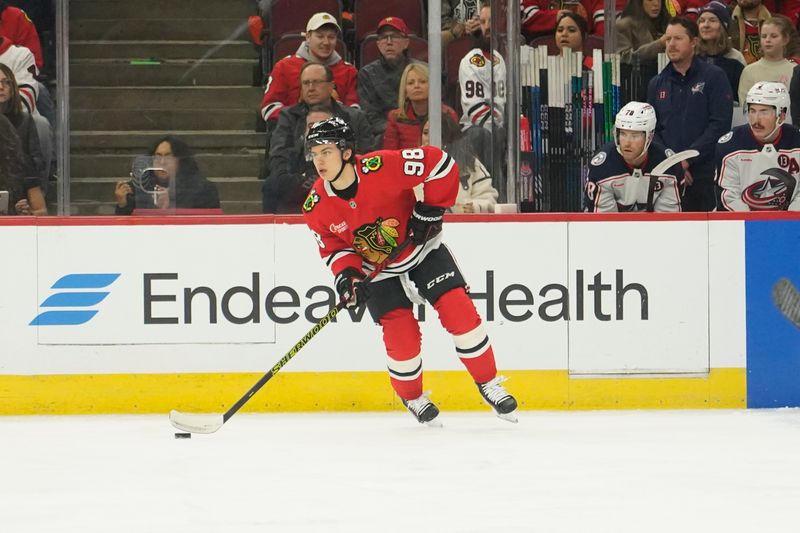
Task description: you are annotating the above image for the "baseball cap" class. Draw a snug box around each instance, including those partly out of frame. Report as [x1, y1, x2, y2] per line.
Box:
[306, 12, 341, 33]
[377, 16, 410, 35]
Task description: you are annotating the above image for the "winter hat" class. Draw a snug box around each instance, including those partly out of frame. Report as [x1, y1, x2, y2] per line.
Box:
[698, 1, 732, 31]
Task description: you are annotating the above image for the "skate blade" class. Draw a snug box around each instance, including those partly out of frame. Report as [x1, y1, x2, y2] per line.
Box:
[496, 410, 518, 424]
[422, 417, 443, 428]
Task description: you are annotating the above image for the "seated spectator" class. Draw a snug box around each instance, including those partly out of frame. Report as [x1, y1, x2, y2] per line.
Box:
[0, 63, 43, 179]
[358, 16, 425, 147]
[383, 63, 459, 150]
[617, 0, 670, 100]
[738, 15, 796, 105]
[263, 62, 373, 214]
[0, 1, 43, 70]
[521, 1, 588, 42]
[696, 2, 746, 103]
[555, 11, 594, 69]
[459, 2, 506, 131]
[114, 136, 220, 215]
[0, 32, 36, 113]
[421, 114, 498, 214]
[442, 0, 481, 46]
[730, 0, 771, 65]
[0, 113, 45, 215]
[259, 12, 358, 123]
[716, 81, 800, 210]
[584, 102, 683, 212]
[580, 0, 627, 37]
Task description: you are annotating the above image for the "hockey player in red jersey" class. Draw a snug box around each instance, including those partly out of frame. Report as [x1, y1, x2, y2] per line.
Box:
[301, 117, 518, 425]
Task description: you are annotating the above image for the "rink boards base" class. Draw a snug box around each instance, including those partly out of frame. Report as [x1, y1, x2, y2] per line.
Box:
[0, 369, 745, 415]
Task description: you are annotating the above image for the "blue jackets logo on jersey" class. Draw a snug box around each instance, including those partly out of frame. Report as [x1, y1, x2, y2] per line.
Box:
[30, 273, 121, 326]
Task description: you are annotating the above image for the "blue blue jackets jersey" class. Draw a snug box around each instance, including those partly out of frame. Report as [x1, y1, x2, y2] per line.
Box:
[585, 141, 683, 212]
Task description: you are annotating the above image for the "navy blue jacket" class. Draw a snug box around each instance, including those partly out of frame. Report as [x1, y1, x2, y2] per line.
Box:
[647, 56, 733, 179]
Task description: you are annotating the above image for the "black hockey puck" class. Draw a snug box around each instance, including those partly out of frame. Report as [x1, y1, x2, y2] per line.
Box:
[174, 432, 191, 439]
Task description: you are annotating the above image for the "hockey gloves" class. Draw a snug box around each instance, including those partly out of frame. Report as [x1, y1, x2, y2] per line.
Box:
[408, 201, 445, 245]
[335, 267, 370, 308]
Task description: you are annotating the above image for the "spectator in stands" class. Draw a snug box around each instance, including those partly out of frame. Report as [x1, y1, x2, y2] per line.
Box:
[789, 62, 800, 124]
[617, 0, 670, 66]
[648, 16, 733, 211]
[459, 2, 505, 131]
[259, 12, 358, 124]
[0, 113, 44, 215]
[554, 11, 595, 69]
[264, 62, 373, 213]
[0, 1, 42, 70]
[696, 2, 746, 103]
[0, 63, 43, 179]
[738, 15, 796, 104]
[580, 0, 626, 37]
[442, 0, 481, 46]
[731, 0, 772, 64]
[716, 81, 800, 210]
[421, 114, 498, 213]
[0, 33, 36, 113]
[383, 63, 459, 150]
[114, 136, 220, 215]
[358, 17, 424, 148]
[521, 1, 589, 41]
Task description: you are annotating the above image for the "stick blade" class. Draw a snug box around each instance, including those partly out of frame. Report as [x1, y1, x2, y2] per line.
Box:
[169, 410, 224, 434]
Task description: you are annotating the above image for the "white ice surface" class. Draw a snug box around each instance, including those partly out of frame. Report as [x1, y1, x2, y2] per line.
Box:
[3, 409, 800, 532]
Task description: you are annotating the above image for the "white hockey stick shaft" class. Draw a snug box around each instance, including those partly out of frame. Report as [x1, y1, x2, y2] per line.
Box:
[650, 149, 699, 176]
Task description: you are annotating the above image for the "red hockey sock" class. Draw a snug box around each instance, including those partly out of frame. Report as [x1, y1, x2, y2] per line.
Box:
[434, 288, 497, 384]
[380, 308, 423, 401]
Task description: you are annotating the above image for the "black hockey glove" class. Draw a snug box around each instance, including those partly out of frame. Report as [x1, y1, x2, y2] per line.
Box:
[407, 201, 446, 244]
[335, 267, 370, 308]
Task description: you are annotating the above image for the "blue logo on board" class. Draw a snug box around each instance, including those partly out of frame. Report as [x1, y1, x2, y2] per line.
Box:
[30, 273, 121, 326]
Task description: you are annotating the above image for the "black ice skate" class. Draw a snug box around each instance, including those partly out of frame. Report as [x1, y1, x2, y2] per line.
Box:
[477, 376, 518, 423]
[402, 392, 441, 427]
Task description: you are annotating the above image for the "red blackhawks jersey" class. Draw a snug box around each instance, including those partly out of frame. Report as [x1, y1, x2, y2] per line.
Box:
[302, 146, 458, 279]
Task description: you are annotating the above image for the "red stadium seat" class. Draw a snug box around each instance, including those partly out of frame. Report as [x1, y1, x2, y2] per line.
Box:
[268, 0, 343, 43]
[353, 0, 424, 45]
[273, 33, 348, 64]
[358, 34, 428, 68]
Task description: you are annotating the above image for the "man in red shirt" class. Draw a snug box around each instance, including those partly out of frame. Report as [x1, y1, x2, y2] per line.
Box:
[301, 117, 518, 425]
[0, 2, 42, 70]
[259, 12, 358, 123]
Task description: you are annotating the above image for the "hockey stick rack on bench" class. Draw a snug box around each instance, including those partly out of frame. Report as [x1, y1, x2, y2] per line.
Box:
[169, 238, 414, 434]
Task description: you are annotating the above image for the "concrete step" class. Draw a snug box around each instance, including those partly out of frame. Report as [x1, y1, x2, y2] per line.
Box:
[70, 59, 256, 86]
[69, 19, 249, 41]
[70, 153, 263, 179]
[71, 86, 264, 110]
[71, 0, 255, 20]
[70, 40, 256, 60]
[70, 199, 263, 216]
[71, 130, 267, 152]
[71, 108, 258, 131]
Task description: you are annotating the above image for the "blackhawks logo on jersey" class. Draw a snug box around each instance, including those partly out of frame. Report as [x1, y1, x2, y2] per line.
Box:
[469, 53, 486, 68]
[303, 189, 320, 212]
[352, 217, 401, 263]
[361, 155, 383, 174]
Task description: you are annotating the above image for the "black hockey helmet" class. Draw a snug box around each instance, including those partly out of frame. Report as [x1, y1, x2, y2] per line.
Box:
[305, 116, 355, 153]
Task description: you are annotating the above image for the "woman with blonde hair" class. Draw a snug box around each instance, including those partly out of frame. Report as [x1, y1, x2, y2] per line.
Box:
[696, 1, 746, 103]
[382, 63, 458, 150]
[738, 15, 796, 105]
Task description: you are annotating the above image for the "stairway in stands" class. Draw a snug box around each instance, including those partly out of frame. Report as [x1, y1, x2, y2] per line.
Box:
[68, 0, 265, 215]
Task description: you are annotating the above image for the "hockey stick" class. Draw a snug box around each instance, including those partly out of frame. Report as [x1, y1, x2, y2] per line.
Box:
[650, 149, 700, 177]
[773, 278, 800, 329]
[169, 239, 413, 434]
